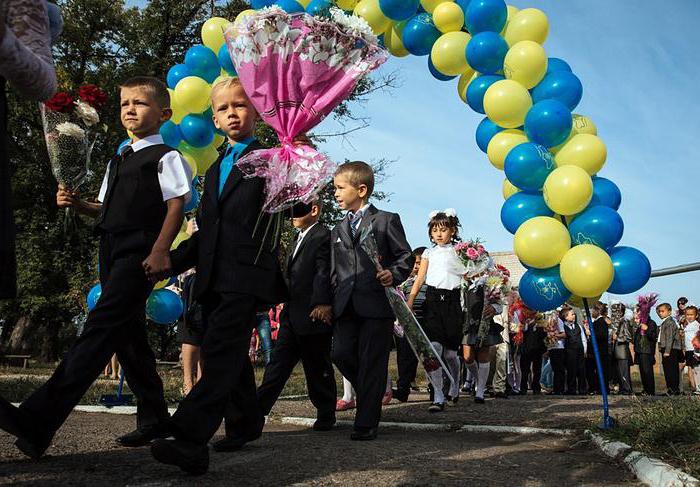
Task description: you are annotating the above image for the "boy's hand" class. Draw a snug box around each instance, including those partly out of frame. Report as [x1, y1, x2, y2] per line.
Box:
[56, 184, 80, 208]
[407, 295, 415, 311]
[142, 249, 172, 282]
[310, 305, 333, 325]
[376, 269, 394, 287]
[292, 133, 315, 149]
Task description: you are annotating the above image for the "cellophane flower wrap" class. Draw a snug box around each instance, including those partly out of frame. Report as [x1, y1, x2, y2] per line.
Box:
[225, 7, 389, 212]
[359, 225, 454, 389]
[636, 292, 659, 336]
[454, 239, 490, 279]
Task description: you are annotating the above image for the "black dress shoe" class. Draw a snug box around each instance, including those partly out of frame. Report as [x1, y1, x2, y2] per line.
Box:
[474, 397, 485, 404]
[494, 392, 508, 399]
[212, 418, 264, 453]
[116, 424, 170, 447]
[151, 438, 209, 475]
[313, 418, 336, 431]
[350, 427, 377, 441]
[392, 388, 409, 403]
[0, 398, 50, 459]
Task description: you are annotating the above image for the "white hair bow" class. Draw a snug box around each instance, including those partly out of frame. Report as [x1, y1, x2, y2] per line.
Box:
[429, 208, 457, 219]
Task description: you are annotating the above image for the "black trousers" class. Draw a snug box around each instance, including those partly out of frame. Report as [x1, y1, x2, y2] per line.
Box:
[662, 350, 680, 394]
[549, 349, 566, 394]
[256, 324, 336, 421]
[565, 348, 586, 394]
[637, 353, 655, 395]
[20, 232, 169, 437]
[331, 305, 393, 430]
[520, 349, 543, 393]
[171, 292, 261, 445]
[395, 334, 418, 392]
[585, 354, 610, 393]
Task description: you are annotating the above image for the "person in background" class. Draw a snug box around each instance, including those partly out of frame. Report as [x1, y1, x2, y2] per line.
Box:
[269, 304, 283, 342]
[611, 302, 634, 395]
[632, 305, 657, 396]
[255, 311, 273, 366]
[676, 297, 688, 327]
[519, 312, 546, 395]
[657, 303, 682, 396]
[546, 311, 566, 395]
[681, 305, 700, 395]
[561, 307, 586, 395]
[177, 271, 202, 396]
[0, 0, 59, 298]
[585, 302, 610, 395]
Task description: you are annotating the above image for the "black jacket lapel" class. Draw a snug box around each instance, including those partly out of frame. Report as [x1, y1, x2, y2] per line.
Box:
[219, 140, 264, 203]
[354, 204, 378, 244]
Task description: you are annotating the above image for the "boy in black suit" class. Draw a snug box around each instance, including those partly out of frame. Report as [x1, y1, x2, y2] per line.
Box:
[0, 77, 189, 458]
[331, 161, 412, 441]
[149, 77, 288, 475]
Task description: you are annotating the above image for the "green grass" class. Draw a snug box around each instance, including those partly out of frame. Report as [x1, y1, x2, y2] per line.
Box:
[602, 396, 700, 478]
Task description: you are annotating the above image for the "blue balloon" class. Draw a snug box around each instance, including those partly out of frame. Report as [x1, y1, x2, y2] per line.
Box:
[500, 191, 554, 234]
[306, 0, 334, 16]
[546, 57, 572, 76]
[217, 44, 237, 76]
[402, 13, 441, 56]
[379, 0, 420, 21]
[475, 117, 504, 152]
[203, 107, 224, 136]
[531, 70, 583, 111]
[466, 0, 507, 34]
[184, 45, 220, 82]
[519, 266, 572, 311]
[160, 121, 182, 149]
[117, 138, 131, 153]
[504, 142, 555, 192]
[466, 32, 508, 75]
[568, 206, 624, 249]
[428, 55, 457, 81]
[454, 0, 471, 22]
[184, 186, 200, 212]
[607, 246, 651, 295]
[590, 176, 622, 211]
[146, 289, 184, 325]
[466, 74, 504, 114]
[251, 0, 274, 8]
[166, 64, 191, 89]
[180, 114, 214, 148]
[87, 284, 102, 312]
[524, 99, 572, 148]
[274, 0, 305, 13]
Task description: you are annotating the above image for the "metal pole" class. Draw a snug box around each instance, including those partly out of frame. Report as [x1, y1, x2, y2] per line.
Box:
[582, 298, 614, 429]
[650, 262, 700, 278]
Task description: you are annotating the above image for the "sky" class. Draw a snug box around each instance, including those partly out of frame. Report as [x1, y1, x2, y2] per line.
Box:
[131, 0, 700, 306]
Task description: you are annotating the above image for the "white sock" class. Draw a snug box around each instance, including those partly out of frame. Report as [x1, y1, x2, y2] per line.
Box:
[444, 349, 461, 397]
[428, 342, 445, 403]
[342, 376, 355, 402]
[476, 362, 491, 399]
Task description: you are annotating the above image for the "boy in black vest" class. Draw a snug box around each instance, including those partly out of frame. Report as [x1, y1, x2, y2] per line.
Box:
[331, 161, 412, 441]
[0, 77, 190, 458]
[148, 77, 288, 475]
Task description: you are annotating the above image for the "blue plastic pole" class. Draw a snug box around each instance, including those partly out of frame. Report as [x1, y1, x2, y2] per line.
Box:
[582, 298, 614, 429]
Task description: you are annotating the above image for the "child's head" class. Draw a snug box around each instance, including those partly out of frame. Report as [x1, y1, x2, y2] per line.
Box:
[210, 77, 257, 143]
[592, 302, 607, 319]
[289, 200, 322, 230]
[559, 306, 575, 323]
[428, 210, 460, 246]
[656, 303, 672, 319]
[684, 305, 698, 323]
[120, 77, 171, 138]
[411, 247, 427, 277]
[677, 297, 688, 311]
[333, 161, 374, 212]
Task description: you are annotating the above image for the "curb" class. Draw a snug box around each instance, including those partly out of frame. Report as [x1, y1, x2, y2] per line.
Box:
[458, 424, 573, 436]
[586, 431, 700, 487]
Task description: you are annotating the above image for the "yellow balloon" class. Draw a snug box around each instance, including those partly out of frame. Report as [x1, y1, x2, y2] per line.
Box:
[487, 129, 528, 170]
[154, 278, 170, 290]
[500, 5, 520, 36]
[433, 2, 465, 33]
[171, 230, 190, 251]
[483, 79, 532, 129]
[420, 0, 449, 14]
[572, 114, 597, 136]
[543, 165, 592, 216]
[502, 178, 520, 199]
[201, 17, 231, 53]
[385, 22, 409, 57]
[457, 70, 478, 103]
[337, 0, 360, 10]
[212, 133, 226, 148]
[566, 294, 602, 309]
[174, 76, 211, 114]
[514, 216, 571, 269]
[167, 88, 184, 124]
[354, 0, 391, 34]
[298, 0, 312, 7]
[431, 32, 471, 76]
[126, 129, 134, 139]
[234, 9, 255, 26]
[503, 40, 547, 89]
[180, 142, 221, 176]
[182, 152, 199, 176]
[560, 245, 614, 298]
[504, 8, 549, 46]
[554, 134, 607, 175]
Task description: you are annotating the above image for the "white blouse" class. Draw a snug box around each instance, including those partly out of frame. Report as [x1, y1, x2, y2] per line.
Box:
[422, 244, 466, 290]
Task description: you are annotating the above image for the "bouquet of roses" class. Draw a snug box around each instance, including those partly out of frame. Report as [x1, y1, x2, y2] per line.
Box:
[454, 238, 490, 279]
[473, 262, 512, 346]
[41, 84, 107, 230]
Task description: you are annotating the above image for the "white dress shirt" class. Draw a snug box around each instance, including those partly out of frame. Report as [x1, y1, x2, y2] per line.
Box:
[97, 134, 192, 204]
[293, 222, 318, 258]
[422, 244, 467, 290]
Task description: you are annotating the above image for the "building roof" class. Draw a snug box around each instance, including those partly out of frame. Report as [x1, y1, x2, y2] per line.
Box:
[491, 251, 527, 288]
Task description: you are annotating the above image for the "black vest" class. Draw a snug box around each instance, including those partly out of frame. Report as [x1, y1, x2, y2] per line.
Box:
[96, 144, 174, 234]
[564, 322, 584, 350]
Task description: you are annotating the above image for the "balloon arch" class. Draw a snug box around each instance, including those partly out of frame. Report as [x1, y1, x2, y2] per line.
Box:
[155, 0, 651, 314]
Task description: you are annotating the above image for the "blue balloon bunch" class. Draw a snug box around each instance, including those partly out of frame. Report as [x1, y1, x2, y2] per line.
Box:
[146, 289, 184, 325]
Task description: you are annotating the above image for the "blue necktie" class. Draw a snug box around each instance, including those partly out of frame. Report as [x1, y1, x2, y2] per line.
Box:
[218, 146, 237, 197]
[349, 210, 362, 238]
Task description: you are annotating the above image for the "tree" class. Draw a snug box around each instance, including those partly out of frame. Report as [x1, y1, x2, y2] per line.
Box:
[1, 0, 395, 361]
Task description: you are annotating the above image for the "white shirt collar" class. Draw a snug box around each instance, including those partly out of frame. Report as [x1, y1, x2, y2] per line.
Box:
[348, 203, 370, 218]
[128, 134, 165, 153]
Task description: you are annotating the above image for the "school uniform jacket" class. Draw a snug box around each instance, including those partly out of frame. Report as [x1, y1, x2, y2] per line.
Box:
[658, 317, 682, 353]
[330, 204, 412, 319]
[170, 140, 288, 306]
